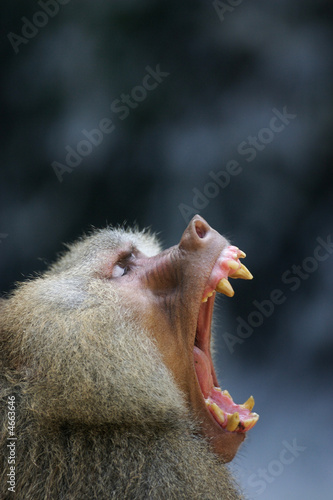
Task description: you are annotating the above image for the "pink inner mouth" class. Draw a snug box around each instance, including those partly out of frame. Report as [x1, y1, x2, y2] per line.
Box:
[193, 247, 259, 433]
[202, 245, 243, 298]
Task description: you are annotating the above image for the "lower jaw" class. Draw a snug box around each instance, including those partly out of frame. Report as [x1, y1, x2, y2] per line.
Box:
[199, 412, 246, 463]
[193, 347, 259, 434]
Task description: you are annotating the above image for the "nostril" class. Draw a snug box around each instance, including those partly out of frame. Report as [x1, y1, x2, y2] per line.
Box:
[179, 216, 212, 250]
[194, 220, 208, 239]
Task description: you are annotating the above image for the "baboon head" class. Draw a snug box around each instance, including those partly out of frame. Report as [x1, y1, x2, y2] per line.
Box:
[1, 215, 258, 466]
[106, 214, 258, 462]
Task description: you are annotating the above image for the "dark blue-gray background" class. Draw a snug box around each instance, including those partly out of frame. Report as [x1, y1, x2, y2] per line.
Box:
[1, 1, 332, 498]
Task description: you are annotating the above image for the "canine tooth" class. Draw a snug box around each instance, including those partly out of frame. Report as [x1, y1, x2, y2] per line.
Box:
[230, 263, 253, 280]
[241, 395, 255, 411]
[243, 413, 259, 429]
[202, 296, 208, 303]
[209, 403, 225, 425]
[227, 260, 239, 271]
[238, 250, 246, 259]
[226, 412, 240, 432]
[216, 278, 234, 297]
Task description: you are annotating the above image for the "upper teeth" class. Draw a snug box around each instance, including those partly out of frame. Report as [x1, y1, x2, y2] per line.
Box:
[202, 291, 215, 303]
[202, 246, 253, 302]
[216, 278, 234, 297]
[229, 263, 253, 280]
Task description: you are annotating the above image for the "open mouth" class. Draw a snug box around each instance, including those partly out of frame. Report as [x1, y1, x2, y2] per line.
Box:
[194, 245, 259, 434]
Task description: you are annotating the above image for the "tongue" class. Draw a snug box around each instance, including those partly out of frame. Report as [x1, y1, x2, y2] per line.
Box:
[193, 346, 213, 398]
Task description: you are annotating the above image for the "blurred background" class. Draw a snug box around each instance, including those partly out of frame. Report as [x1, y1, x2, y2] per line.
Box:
[1, 1, 332, 498]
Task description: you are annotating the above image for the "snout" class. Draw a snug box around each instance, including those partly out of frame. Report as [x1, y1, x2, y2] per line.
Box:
[179, 215, 227, 254]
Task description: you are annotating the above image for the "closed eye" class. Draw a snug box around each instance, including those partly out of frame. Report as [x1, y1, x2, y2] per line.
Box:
[111, 263, 129, 278]
[111, 251, 135, 278]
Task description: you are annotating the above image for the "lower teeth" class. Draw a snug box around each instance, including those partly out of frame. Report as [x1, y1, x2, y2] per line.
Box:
[205, 395, 259, 432]
[226, 412, 240, 432]
[207, 402, 225, 425]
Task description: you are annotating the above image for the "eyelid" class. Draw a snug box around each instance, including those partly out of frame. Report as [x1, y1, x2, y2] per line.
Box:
[116, 250, 135, 265]
[111, 264, 127, 278]
[110, 250, 136, 279]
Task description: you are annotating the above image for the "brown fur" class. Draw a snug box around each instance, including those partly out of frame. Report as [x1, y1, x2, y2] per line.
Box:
[0, 223, 243, 499]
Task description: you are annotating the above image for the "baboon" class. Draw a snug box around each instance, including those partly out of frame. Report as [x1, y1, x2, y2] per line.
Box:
[0, 215, 258, 499]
